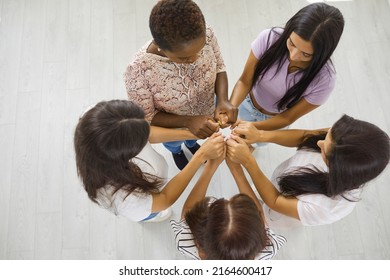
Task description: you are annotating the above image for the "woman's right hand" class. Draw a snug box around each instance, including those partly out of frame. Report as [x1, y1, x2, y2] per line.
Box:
[187, 115, 220, 139]
[231, 120, 264, 144]
[195, 132, 225, 162]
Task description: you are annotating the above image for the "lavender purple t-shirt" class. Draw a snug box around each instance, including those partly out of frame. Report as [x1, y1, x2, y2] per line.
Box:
[251, 28, 336, 113]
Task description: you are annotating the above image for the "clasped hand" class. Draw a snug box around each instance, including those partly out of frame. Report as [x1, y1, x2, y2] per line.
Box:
[197, 131, 254, 169]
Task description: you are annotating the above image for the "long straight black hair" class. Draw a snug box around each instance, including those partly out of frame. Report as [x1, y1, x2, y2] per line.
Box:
[278, 115, 390, 198]
[74, 100, 163, 204]
[252, 3, 344, 111]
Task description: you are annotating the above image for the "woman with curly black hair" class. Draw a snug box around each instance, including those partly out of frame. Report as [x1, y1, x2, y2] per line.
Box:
[124, 0, 237, 170]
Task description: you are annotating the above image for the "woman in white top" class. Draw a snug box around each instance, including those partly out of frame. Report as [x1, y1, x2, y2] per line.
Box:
[74, 100, 225, 222]
[171, 149, 286, 259]
[226, 115, 389, 228]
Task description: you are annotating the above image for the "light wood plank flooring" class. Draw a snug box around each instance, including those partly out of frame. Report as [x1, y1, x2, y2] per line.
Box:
[0, 0, 389, 260]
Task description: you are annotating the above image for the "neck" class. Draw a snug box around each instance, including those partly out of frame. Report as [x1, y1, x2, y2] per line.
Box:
[147, 41, 166, 57]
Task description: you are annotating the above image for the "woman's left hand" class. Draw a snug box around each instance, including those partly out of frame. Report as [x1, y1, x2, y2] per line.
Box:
[207, 143, 226, 168]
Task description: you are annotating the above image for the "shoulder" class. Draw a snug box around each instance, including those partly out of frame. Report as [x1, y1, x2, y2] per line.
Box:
[255, 228, 287, 260]
[303, 63, 337, 104]
[170, 219, 200, 260]
[124, 41, 158, 72]
[297, 190, 360, 226]
[316, 62, 337, 85]
[254, 27, 283, 44]
[266, 228, 287, 246]
[96, 187, 154, 222]
[251, 27, 283, 58]
[205, 25, 217, 43]
[285, 150, 328, 173]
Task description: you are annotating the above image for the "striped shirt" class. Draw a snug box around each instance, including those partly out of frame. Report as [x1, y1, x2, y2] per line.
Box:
[170, 219, 286, 260]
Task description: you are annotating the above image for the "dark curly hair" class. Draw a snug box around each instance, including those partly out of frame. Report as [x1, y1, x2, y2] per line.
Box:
[149, 0, 206, 51]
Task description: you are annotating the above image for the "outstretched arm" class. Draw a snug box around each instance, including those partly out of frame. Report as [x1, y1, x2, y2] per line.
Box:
[151, 112, 219, 139]
[230, 50, 258, 109]
[181, 157, 223, 218]
[151, 133, 224, 212]
[226, 135, 300, 220]
[214, 72, 238, 126]
[149, 126, 197, 143]
[226, 159, 263, 216]
[232, 120, 328, 147]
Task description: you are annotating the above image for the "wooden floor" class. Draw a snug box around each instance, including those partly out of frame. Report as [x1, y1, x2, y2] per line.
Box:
[0, 0, 389, 260]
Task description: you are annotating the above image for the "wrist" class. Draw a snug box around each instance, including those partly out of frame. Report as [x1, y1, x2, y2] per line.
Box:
[192, 151, 207, 163]
[182, 116, 191, 129]
[206, 161, 219, 172]
[242, 155, 257, 170]
[228, 163, 242, 174]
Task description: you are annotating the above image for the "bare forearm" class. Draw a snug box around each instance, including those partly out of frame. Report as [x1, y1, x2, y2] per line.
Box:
[181, 163, 218, 217]
[215, 72, 229, 103]
[230, 80, 250, 107]
[151, 111, 191, 129]
[257, 128, 329, 147]
[243, 157, 281, 209]
[228, 164, 263, 212]
[149, 126, 197, 143]
[243, 156, 300, 220]
[152, 154, 205, 212]
[253, 115, 293, 131]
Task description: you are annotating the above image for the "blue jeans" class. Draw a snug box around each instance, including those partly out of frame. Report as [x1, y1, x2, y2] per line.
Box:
[140, 212, 159, 222]
[238, 95, 289, 146]
[163, 140, 197, 154]
[238, 95, 274, 123]
[164, 97, 217, 154]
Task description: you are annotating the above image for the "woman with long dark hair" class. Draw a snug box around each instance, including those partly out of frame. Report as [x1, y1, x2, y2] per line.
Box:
[74, 100, 225, 222]
[230, 3, 344, 132]
[226, 115, 389, 228]
[170, 151, 286, 259]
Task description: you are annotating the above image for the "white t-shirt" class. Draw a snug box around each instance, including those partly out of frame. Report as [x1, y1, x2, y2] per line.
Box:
[96, 142, 168, 222]
[263, 150, 361, 229]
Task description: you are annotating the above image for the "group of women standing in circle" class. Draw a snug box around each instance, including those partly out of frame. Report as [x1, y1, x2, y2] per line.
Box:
[74, 0, 390, 260]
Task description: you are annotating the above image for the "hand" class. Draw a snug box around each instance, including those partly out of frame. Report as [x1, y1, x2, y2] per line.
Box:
[214, 101, 238, 127]
[225, 155, 241, 171]
[196, 133, 225, 162]
[208, 143, 226, 168]
[226, 134, 254, 165]
[231, 120, 263, 144]
[187, 115, 220, 139]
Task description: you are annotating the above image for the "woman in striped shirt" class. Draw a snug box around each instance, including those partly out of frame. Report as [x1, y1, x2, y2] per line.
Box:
[170, 150, 286, 260]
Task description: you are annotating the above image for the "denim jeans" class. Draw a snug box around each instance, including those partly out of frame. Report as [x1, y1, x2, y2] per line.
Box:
[238, 94, 274, 123]
[238, 95, 289, 146]
[163, 139, 197, 154]
[140, 212, 159, 222]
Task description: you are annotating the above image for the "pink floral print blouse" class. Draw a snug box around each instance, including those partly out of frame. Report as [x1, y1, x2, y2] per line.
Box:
[124, 27, 226, 122]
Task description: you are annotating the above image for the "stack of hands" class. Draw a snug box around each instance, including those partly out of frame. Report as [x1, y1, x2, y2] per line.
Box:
[193, 120, 261, 170]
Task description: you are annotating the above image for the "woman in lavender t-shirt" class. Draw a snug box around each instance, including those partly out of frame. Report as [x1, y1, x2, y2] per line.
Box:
[230, 3, 344, 132]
